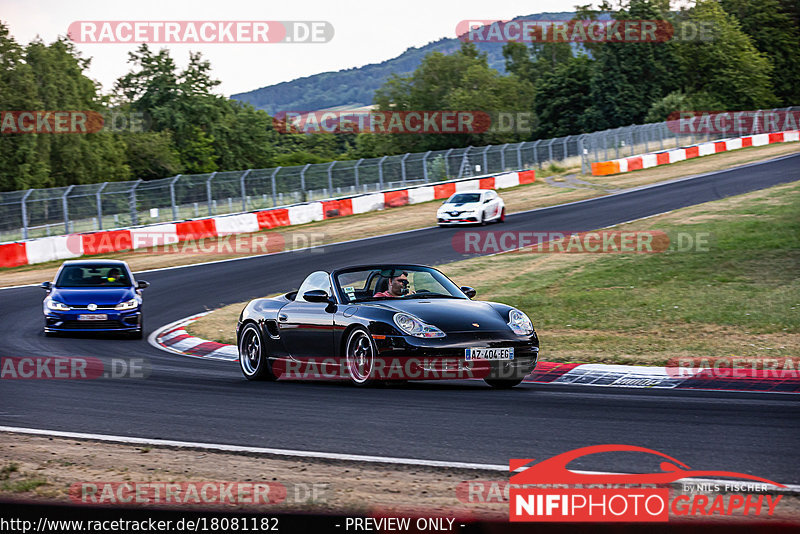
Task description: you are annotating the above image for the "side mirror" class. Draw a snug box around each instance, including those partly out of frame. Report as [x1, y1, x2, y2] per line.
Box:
[137, 280, 150, 289]
[40, 281, 52, 290]
[303, 289, 331, 303]
[483, 198, 491, 203]
[461, 286, 477, 299]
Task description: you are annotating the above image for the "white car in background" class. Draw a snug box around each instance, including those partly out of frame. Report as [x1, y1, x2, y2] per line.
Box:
[437, 190, 505, 226]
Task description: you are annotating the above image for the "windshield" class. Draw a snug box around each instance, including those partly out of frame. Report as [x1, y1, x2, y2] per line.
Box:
[55, 265, 132, 288]
[447, 193, 481, 204]
[335, 266, 467, 303]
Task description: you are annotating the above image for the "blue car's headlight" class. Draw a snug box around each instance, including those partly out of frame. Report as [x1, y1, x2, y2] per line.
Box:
[508, 309, 534, 336]
[393, 312, 445, 338]
[45, 298, 70, 311]
[115, 298, 139, 311]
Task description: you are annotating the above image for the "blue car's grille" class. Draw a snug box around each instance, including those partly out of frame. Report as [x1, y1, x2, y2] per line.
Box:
[60, 320, 125, 329]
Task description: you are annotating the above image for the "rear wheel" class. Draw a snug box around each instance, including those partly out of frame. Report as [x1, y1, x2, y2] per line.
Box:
[239, 323, 276, 381]
[498, 207, 506, 223]
[346, 327, 377, 386]
[484, 378, 524, 389]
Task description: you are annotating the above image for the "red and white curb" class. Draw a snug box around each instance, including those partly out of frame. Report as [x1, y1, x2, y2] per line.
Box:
[148, 313, 238, 361]
[591, 130, 800, 176]
[150, 314, 799, 393]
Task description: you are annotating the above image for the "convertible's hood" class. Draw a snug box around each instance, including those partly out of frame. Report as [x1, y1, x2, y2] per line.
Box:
[372, 298, 509, 332]
[51, 288, 135, 306]
[440, 201, 481, 211]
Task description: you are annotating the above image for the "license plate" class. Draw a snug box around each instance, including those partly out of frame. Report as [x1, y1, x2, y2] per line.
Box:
[465, 347, 514, 361]
[78, 314, 107, 321]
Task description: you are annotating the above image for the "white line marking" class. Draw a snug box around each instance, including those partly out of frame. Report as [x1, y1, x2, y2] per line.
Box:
[1, 425, 797, 492]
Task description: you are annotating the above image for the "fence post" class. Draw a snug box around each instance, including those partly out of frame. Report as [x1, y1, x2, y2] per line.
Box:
[516, 142, 523, 169]
[170, 175, 181, 220]
[578, 136, 587, 174]
[240, 169, 251, 212]
[422, 151, 431, 182]
[271, 167, 281, 207]
[354, 159, 363, 187]
[327, 161, 336, 190]
[62, 185, 74, 233]
[532, 140, 542, 169]
[500, 143, 509, 170]
[400, 153, 410, 184]
[458, 146, 472, 178]
[129, 181, 141, 226]
[20, 189, 33, 240]
[481, 145, 491, 173]
[378, 156, 387, 189]
[205, 172, 217, 216]
[96, 182, 108, 230]
[300, 164, 310, 201]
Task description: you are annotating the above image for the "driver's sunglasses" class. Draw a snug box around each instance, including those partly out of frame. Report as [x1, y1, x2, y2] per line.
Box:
[397, 279, 409, 286]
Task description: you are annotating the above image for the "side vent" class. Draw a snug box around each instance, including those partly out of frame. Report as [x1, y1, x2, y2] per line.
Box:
[265, 319, 280, 339]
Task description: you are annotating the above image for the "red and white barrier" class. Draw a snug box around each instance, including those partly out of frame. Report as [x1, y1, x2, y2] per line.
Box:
[591, 130, 800, 176]
[0, 169, 536, 268]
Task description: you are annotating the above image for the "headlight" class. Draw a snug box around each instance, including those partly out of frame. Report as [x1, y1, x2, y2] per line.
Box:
[393, 312, 446, 338]
[46, 298, 70, 311]
[115, 298, 139, 311]
[508, 309, 534, 336]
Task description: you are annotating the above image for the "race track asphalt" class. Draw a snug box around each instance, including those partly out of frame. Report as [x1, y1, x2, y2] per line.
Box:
[1, 153, 798, 483]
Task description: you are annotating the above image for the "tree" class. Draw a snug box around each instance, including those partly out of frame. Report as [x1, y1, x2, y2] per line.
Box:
[533, 55, 595, 138]
[584, 0, 680, 131]
[672, 0, 777, 110]
[719, 0, 800, 105]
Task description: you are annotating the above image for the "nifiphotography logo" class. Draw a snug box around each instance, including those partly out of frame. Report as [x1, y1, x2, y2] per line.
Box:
[509, 444, 784, 522]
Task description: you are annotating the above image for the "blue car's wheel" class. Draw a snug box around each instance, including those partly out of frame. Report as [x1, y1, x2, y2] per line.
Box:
[239, 323, 276, 381]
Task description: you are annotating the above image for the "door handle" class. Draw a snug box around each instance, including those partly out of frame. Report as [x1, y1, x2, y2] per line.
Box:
[278, 313, 288, 322]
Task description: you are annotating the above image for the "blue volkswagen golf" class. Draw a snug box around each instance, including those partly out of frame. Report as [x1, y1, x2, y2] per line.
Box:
[41, 260, 149, 339]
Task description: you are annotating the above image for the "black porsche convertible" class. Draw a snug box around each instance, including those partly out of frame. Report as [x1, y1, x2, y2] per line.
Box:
[236, 264, 539, 388]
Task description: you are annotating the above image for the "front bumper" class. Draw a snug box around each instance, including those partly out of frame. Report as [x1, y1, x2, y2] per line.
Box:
[44, 309, 142, 332]
[370, 332, 539, 380]
[438, 215, 480, 225]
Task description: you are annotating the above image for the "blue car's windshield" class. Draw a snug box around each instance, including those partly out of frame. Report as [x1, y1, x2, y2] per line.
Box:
[56, 265, 131, 288]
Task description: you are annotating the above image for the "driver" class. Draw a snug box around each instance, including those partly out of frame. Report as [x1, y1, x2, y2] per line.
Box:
[373, 271, 409, 298]
[103, 268, 121, 284]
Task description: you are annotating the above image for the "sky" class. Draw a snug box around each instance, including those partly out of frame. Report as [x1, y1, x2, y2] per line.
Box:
[2, 0, 582, 97]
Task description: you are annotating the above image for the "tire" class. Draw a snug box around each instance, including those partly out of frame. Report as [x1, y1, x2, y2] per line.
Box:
[345, 327, 377, 386]
[479, 212, 486, 226]
[498, 207, 506, 223]
[484, 378, 524, 389]
[239, 323, 276, 381]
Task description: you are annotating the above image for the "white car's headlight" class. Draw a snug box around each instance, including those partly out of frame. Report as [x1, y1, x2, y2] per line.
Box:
[46, 298, 70, 311]
[115, 298, 139, 311]
[393, 312, 446, 338]
[508, 309, 534, 336]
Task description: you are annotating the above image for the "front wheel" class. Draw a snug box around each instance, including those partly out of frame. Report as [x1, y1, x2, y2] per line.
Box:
[239, 323, 276, 381]
[484, 378, 524, 389]
[345, 327, 377, 386]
